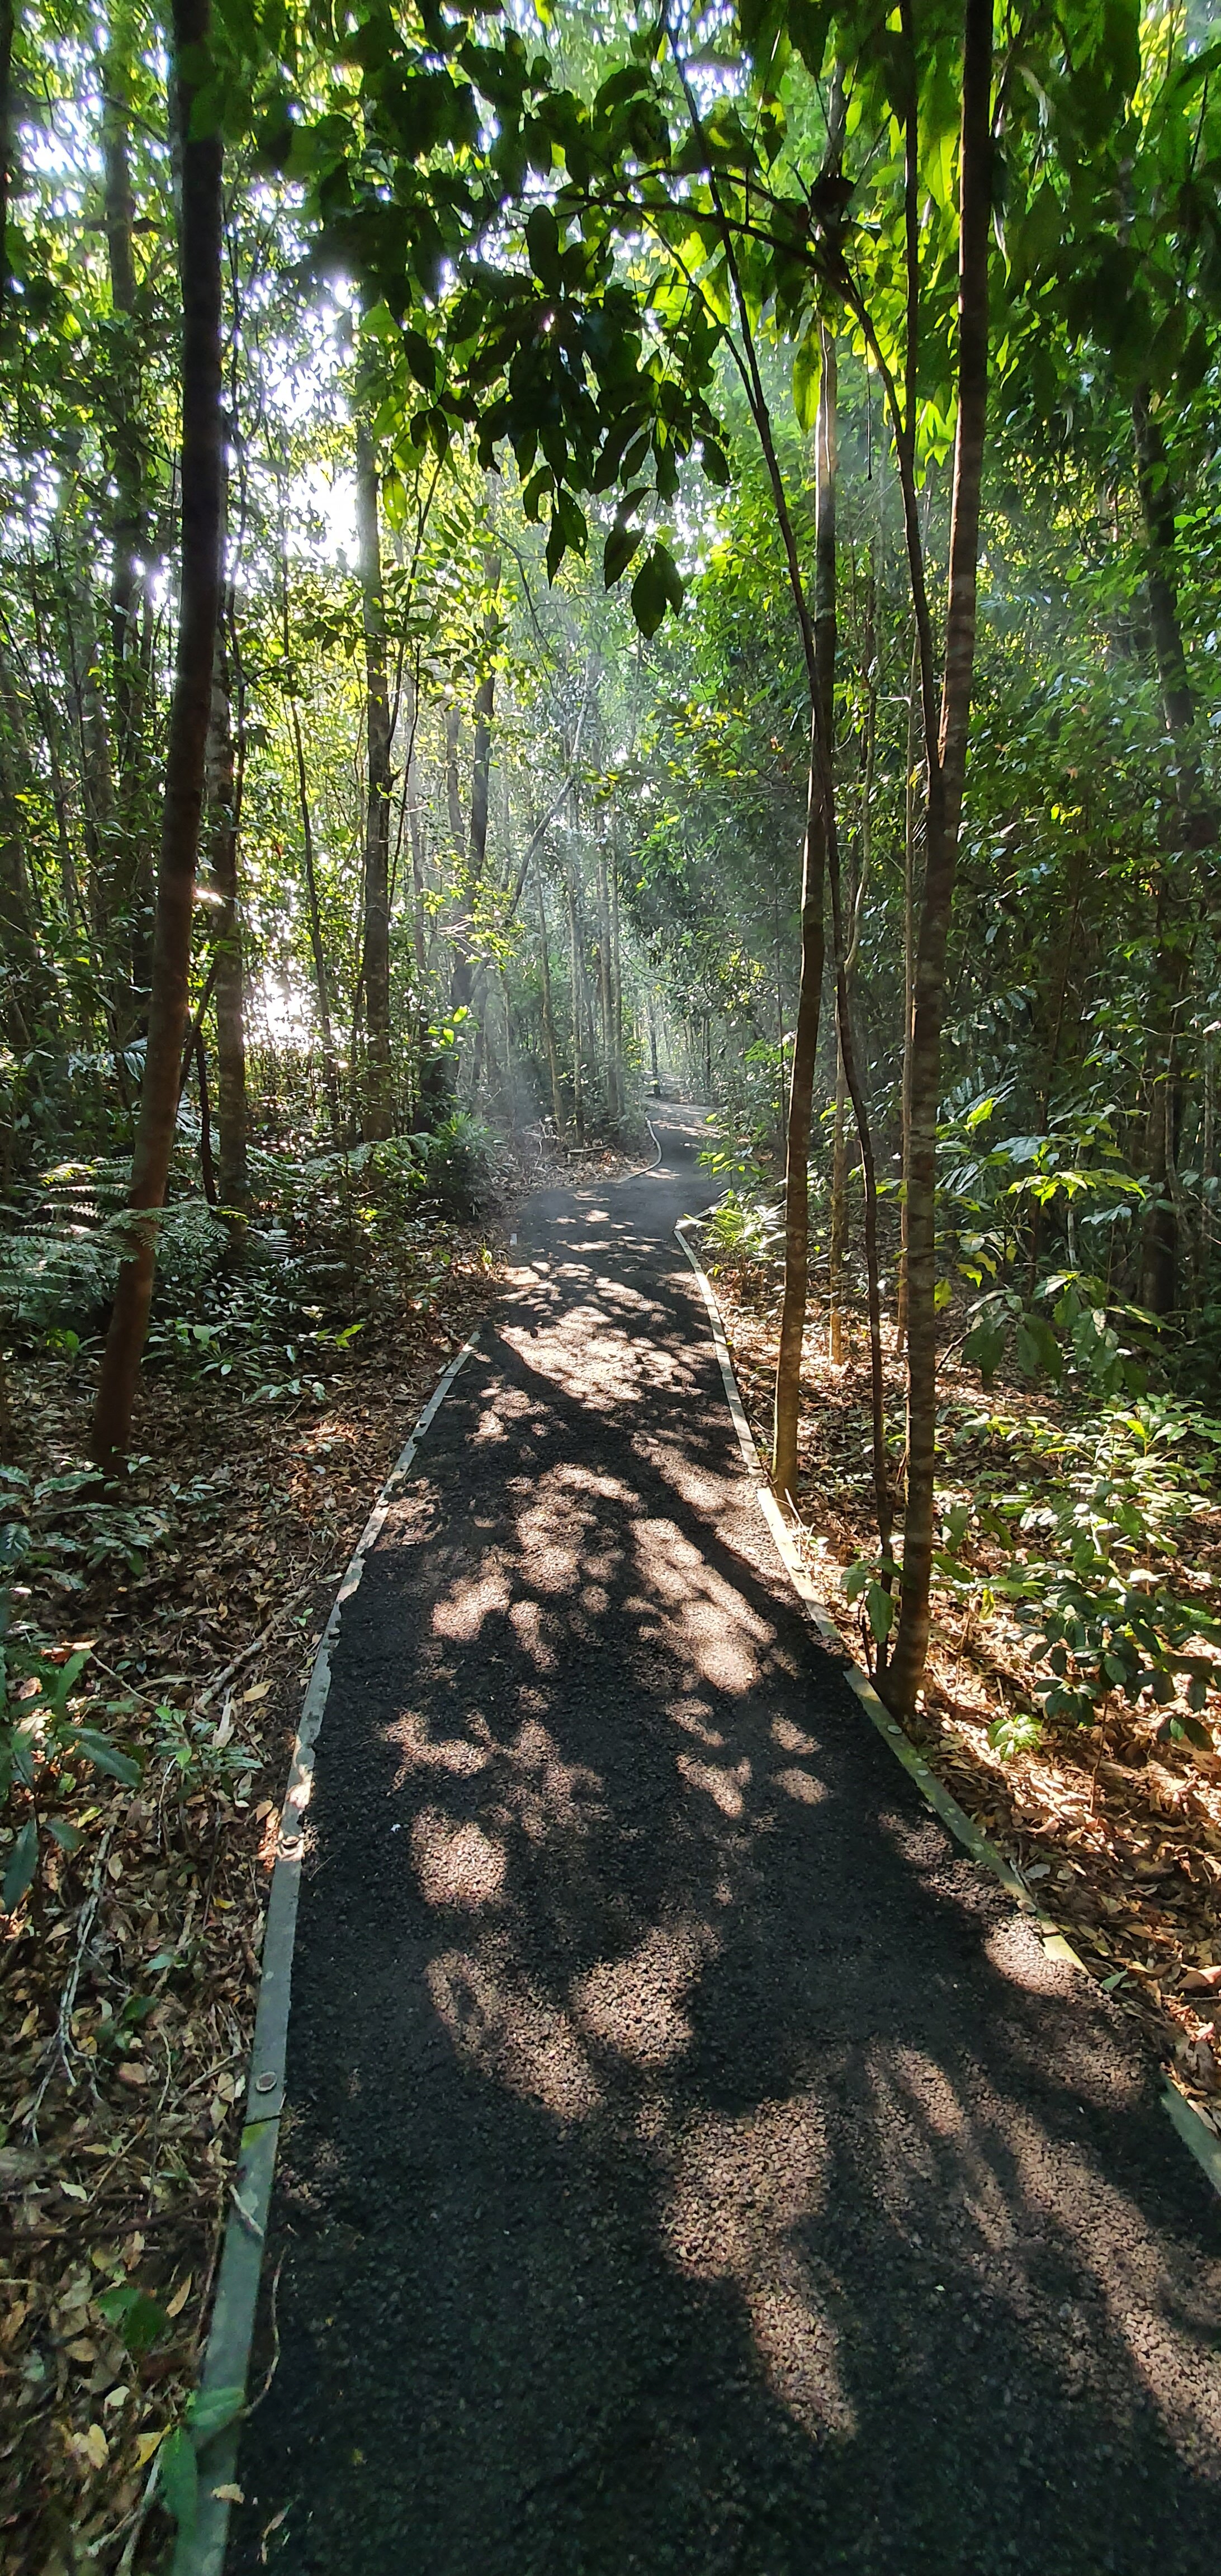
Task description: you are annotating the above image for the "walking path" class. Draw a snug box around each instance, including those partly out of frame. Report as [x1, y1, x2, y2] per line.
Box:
[229, 1105, 1220, 2574]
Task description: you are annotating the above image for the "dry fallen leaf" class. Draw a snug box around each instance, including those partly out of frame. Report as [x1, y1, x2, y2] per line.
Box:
[210, 2482, 245, 2504]
[135, 2426, 167, 2469]
[165, 2272, 192, 2318]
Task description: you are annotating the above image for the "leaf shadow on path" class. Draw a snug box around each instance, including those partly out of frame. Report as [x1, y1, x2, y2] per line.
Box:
[229, 1114, 1221, 2576]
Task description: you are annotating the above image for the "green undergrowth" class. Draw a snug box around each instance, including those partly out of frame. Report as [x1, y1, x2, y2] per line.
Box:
[700, 1186, 1221, 1760]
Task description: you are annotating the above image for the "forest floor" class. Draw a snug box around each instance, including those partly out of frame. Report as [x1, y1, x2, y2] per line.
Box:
[707, 1258, 1221, 2141]
[0, 1138, 639, 2576]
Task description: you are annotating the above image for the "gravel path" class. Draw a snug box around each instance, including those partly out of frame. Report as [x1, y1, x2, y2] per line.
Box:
[229, 1105, 1221, 2575]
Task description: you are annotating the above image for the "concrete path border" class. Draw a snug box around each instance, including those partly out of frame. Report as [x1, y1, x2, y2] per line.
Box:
[674, 1216, 1221, 2206]
[172, 1328, 483, 2576]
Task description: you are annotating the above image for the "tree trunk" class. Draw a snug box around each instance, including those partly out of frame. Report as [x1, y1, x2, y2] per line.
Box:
[92, 0, 223, 1472]
[772, 328, 838, 1507]
[1132, 388, 1210, 1316]
[829, 1042, 848, 1363]
[596, 841, 618, 1124]
[772, 739, 826, 1508]
[278, 504, 341, 1137]
[895, 629, 920, 1353]
[887, 0, 992, 1717]
[357, 423, 393, 1139]
[534, 862, 566, 1140]
[207, 603, 248, 1214]
[450, 665, 494, 1018]
[566, 864, 585, 1144]
[0, 0, 15, 338]
[102, 39, 154, 999]
[0, 643, 49, 1049]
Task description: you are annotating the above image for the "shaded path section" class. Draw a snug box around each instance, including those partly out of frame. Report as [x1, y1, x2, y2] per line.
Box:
[231, 1105, 1220, 2575]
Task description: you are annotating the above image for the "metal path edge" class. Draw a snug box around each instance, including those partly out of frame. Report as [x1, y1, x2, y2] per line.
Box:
[171, 1329, 484, 2576]
[673, 1217, 1221, 2205]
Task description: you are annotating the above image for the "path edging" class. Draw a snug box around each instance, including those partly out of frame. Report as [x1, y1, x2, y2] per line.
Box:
[673, 1218, 1221, 2204]
[170, 1329, 484, 2576]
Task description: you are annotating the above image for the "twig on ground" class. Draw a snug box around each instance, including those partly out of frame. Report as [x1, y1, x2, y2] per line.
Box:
[196, 1577, 319, 1709]
[246, 2250, 286, 2415]
[23, 1823, 116, 2133]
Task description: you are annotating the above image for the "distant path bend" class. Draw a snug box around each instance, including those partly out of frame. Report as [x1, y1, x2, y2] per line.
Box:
[231, 1103, 1221, 2576]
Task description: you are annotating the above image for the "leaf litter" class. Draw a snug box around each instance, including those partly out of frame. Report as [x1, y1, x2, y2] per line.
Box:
[0, 1224, 504, 2574]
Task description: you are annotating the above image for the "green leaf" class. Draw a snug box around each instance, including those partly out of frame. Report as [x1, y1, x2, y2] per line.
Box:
[2, 1819, 38, 1912]
[1014, 1311, 1062, 1383]
[963, 1315, 1006, 1384]
[865, 1580, 893, 1643]
[186, 2383, 245, 2444]
[524, 203, 561, 290]
[69, 1729, 141, 1787]
[792, 325, 821, 434]
[97, 2283, 171, 2356]
[157, 2427, 198, 2535]
[630, 541, 683, 637]
[603, 522, 642, 588]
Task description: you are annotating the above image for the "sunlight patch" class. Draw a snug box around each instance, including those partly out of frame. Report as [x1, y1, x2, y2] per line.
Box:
[430, 1566, 511, 1642]
[427, 1945, 602, 2123]
[661, 2097, 854, 2440]
[774, 1766, 826, 1807]
[411, 1811, 506, 1910]
[677, 1752, 750, 1819]
[574, 1920, 714, 2068]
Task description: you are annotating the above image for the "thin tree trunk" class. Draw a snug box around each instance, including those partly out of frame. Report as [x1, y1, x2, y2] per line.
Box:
[1132, 387, 1210, 1315]
[357, 423, 393, 1139]
[194, 1023, 217, 1206]
[895, 628, 920, 1353]
[102, 37, 153, 996]
[829, 539, 878, 1366]
[596, 841, 618, 1124]
[450, 666, 494, 1017]
[566, 864, 585, 1144]
[92, 0, 223, 1472]
[772, 735, 826, 1506]
[534, 862, 566, 1141]
[771, 321, 840, 1507]
[278, 505, 341, 1137]
[207, 603, 248, 1213]
[887, 0, 992, 1716]
[829, 1043, 849, 1363]
[611, 835, 624, 1103]
[817, 372, 891, 1587]
[0, 0, 15, 338]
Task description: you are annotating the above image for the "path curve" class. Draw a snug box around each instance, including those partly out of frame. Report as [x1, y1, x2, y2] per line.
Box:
[230, 1105, 1221, 2575]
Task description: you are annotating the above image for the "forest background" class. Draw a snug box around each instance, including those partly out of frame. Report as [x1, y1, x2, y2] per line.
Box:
[5, 0, 1221, 2565]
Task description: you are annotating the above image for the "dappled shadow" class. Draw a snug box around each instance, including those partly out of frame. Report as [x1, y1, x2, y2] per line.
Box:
[230, 1107, 1221, 2576]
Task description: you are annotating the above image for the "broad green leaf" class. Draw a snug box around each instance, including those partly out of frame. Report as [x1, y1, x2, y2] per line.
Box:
[97, 2283, 170, 2357]
[157, 2427, 198, 2535]
[604, 523, 642, 588]
[792, 326, 821, 434]
[186, 2384, 246, 2444]
[70, 1730, 141, 1788]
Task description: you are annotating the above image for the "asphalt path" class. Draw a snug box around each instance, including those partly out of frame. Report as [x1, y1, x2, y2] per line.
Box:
[229, 1103, 1221, 2574]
